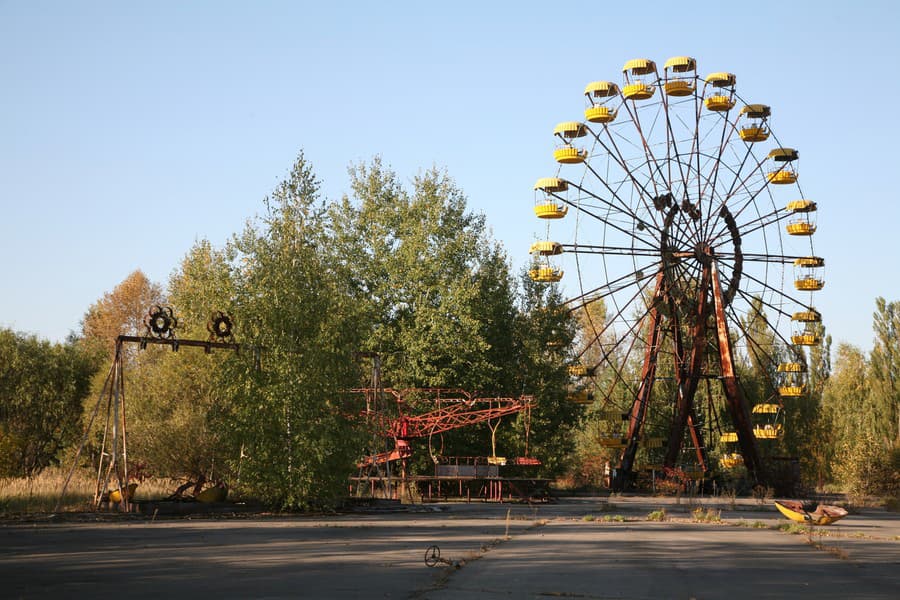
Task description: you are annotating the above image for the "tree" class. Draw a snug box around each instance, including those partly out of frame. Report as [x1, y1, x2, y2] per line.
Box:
[821, 343, 869, 490]
[328, 159, 546, 467]
[869, 297, 900, 444]
[219, 152, 365, 508]
[330, 159, 509, 390]
[501, 269, 580, 476]
[124, 241, 236, 486]
[81, 270, 165, 354]
[0, 329, 100, 477]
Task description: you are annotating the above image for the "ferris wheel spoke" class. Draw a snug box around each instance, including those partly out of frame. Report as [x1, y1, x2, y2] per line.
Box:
[563, 181, 662, 246]
[701, 109, 744, 226]
[728, 311, 786, 379]
[562, 245, 661, 257]
[566, 178, 647, 228]
[724, 294, 794, 355]
[585, 128, 664, 229]
[566, 261, 662, 311]
[726, 273, 796, 321]
[619, 101, 669, 200]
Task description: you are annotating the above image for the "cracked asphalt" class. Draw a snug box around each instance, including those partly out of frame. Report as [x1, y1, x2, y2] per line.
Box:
[2, 496, 898, 599]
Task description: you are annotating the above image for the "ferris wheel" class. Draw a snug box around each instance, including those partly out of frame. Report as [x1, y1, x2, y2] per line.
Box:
[530, 56, 823, 489]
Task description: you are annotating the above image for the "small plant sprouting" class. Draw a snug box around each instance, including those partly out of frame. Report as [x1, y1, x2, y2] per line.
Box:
[646, 509, 667, 522]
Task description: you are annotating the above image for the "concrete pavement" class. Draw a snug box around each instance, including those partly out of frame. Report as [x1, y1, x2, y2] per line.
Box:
[1, 497, 897, 599]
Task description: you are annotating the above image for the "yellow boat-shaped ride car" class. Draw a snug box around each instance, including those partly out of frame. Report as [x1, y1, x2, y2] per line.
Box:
[774, 500, 848, 526]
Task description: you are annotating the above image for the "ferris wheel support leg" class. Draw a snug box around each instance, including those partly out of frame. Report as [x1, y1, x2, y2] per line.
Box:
[615, 273, 665, 492]
[710, 262, 765, 485]
[665, 266, 711, 473]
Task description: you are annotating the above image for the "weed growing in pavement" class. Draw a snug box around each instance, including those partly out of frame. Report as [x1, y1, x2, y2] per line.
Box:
[646, 509, 667, 522]
[691, 507, 721, 523]
[777, 522, 809, 535]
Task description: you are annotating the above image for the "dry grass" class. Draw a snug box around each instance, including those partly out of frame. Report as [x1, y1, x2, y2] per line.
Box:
[0, 468, 178, 515]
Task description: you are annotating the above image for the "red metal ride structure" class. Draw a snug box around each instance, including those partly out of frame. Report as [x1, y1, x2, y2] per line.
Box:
[355, 388, 537, 468]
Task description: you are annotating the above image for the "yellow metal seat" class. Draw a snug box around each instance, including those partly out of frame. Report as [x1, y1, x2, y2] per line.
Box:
[663, 57, 696, 97]
[623, 82, 655, 100]
[739, 104, 770, 141]
[554, 147, 588, 164]
[753, 424, 783, 439]
[779, 385, 806, 397]
[786, 221, 815, 235]
[584, 105, 617, 123]
[720, 431, 738, 443]
[705, 95, 735, 111]
[534, 203, 567, 219]
[752, 403, 781, 414]
[720, 453, 742, 468]
[664, 80, 694, 96]
[529, 266, 563, 282]
[778, 362, 807, 373]
[792, 332, 821, 346]
[768, 169, 798, 184]
[795, 276, 825, 291]
[567, 364, 590, 377]
[739, 125, 769, 142]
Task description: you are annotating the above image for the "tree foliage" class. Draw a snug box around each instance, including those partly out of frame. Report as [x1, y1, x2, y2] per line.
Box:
[328, 159, 570, 471]
[0, 329, 100, 477]
[869, 297, 900, 445]
[125, 241, 236, 485]
[218, 153, 365, 508]
[81, 270, 165, 355]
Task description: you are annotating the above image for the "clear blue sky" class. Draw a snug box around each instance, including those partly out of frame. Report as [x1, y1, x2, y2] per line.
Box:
[2, 0, 898, 353]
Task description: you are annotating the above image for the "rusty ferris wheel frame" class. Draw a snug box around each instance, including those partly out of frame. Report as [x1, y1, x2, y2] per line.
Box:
[530, 57, 823, 490]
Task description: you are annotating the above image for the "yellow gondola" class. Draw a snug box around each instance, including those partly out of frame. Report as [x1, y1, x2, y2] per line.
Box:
[767, 147, 798, 184]
[534, 177, 569, 219]
[720, 453, 742, 468]
[792, 332, 821, 346]
[622, 58, 657, 100]
[568, 390, 594, 404]
[739, 104, 770, 142]
[704, 72, 736, 111]
[529, 266, 563, 282]
[584, 81, 620, 123]
[778, 385, 806, 397]
[663, 56, 696, 96]
[567, 364, 591, 377]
